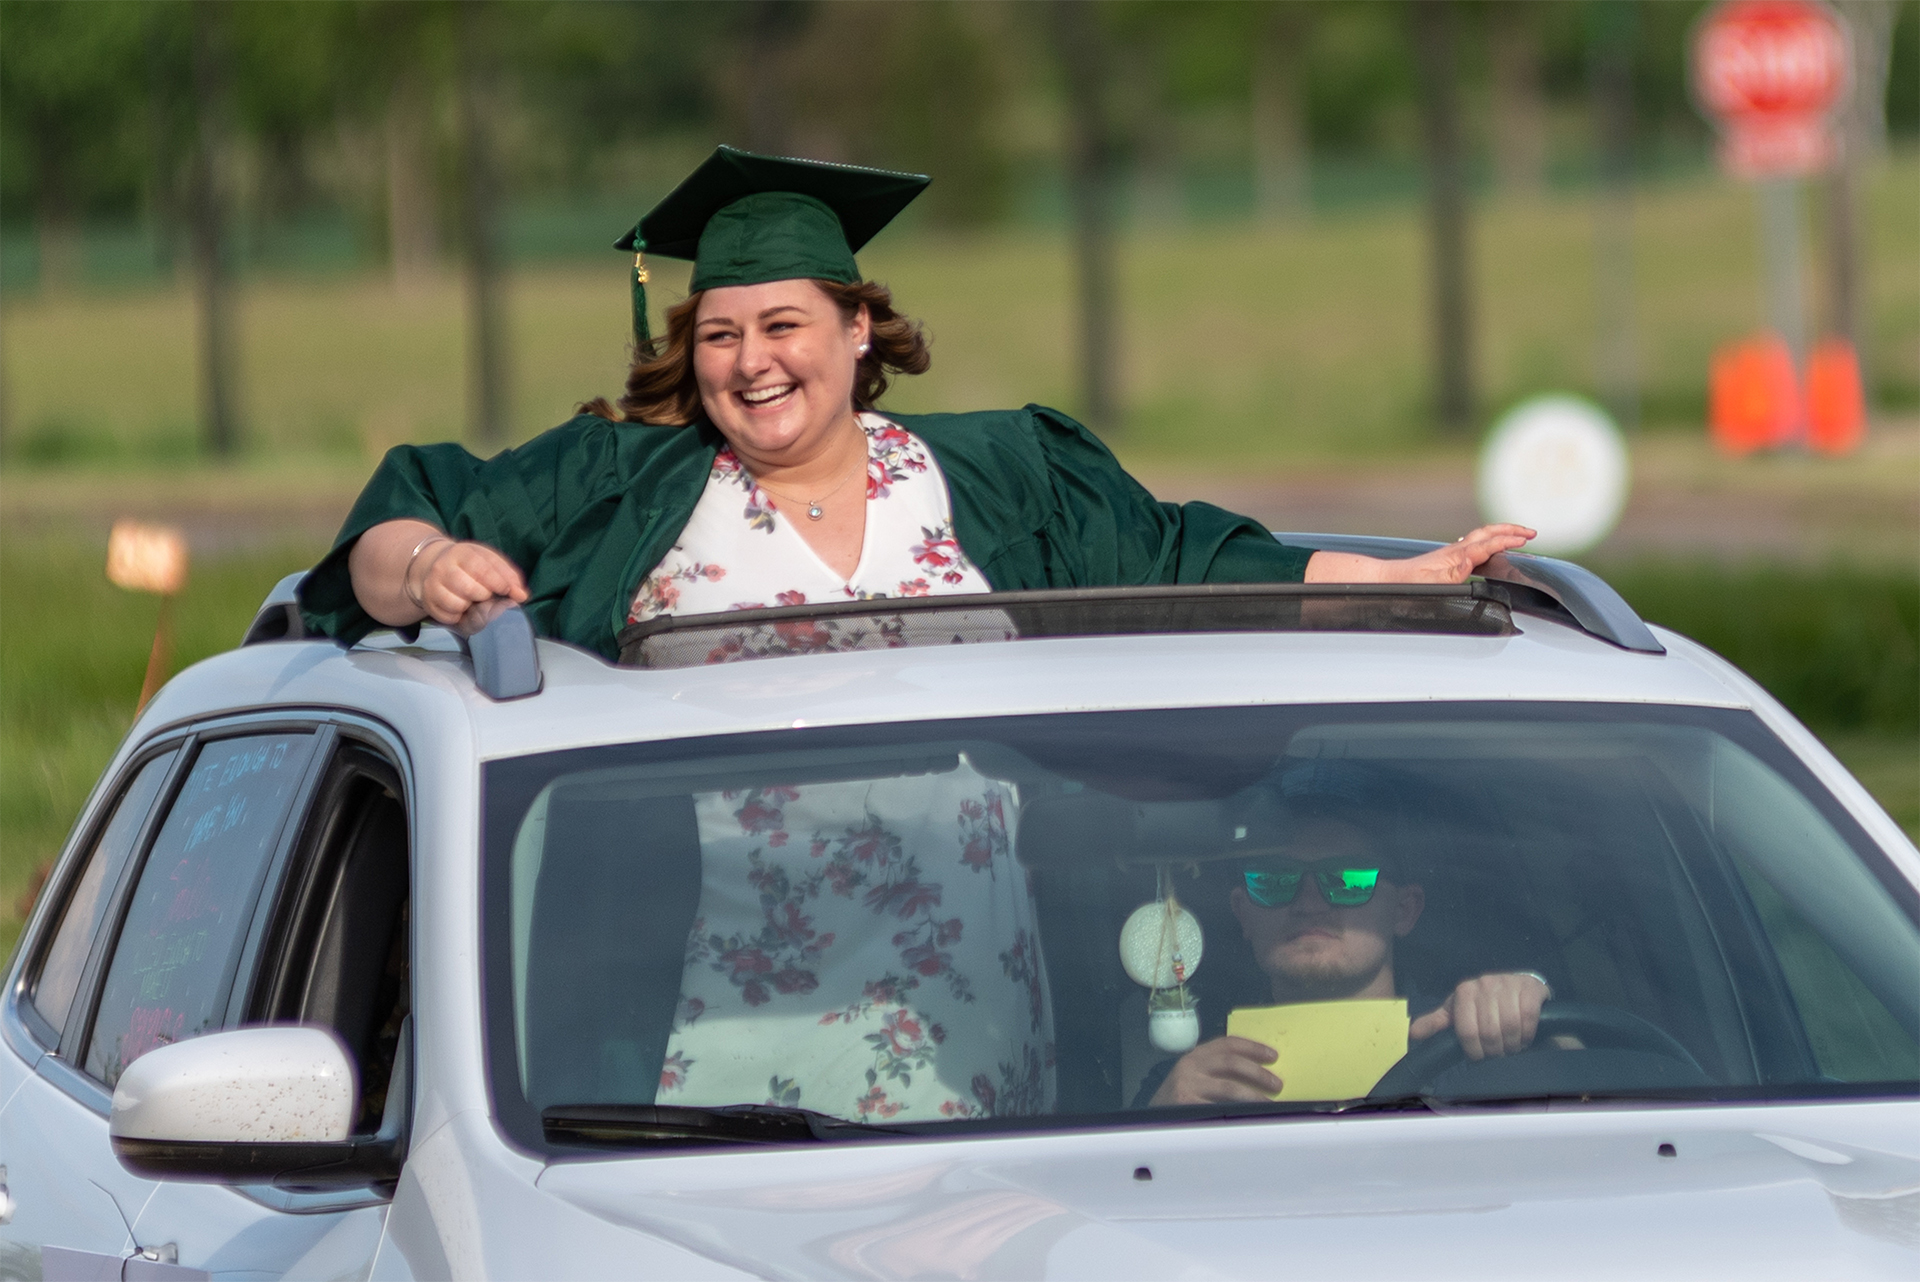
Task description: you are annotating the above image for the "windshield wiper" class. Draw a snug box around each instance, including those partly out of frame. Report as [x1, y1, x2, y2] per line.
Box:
[542, 1102, 914, 1147]
[1319, 1093, 1444, 1115]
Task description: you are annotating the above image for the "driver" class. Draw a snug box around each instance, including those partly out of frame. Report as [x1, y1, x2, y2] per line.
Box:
[1147, 761, 1550, 1106]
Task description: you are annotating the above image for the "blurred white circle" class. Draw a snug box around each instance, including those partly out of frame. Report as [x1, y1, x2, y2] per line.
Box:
[1477, 395, 1630, 556]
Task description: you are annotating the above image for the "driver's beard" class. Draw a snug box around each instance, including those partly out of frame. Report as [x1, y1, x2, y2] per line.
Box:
[1269, 944, 1390, 1002]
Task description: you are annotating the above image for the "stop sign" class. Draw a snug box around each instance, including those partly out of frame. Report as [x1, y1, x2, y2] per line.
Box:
[1693, 0, 1850, 177]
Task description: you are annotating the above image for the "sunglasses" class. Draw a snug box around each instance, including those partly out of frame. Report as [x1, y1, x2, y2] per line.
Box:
[1242, 863, 1384, 908]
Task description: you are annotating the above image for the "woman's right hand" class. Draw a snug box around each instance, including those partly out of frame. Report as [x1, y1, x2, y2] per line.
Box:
[1149, 1036, 1283, 1105]
[348, 518, 530, 627]
[409, 540, 531, 626]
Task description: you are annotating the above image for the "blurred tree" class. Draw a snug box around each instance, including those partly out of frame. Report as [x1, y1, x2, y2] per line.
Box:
[744, 0, 810, 156]
[1826, 0, 1899, 389]
[872, 3, 1012, 226]
[1049, 0, 1122, 437]
[1411, 0, 1475, 433]
[0, 0, 150, 291]
[224, 3, 352, 226]
[1486, 0, 1547, 198]
[386, 65, 441, 291]
[1589, 0, 1639, 429]
[189, 0, 240, 457]
[1887, 1, 1919, 138]
[1253, 2, 1311, 219]
[336, 2, 457, 293]
[1302, 3, 1419, 156]
[455, 0, 508, 446]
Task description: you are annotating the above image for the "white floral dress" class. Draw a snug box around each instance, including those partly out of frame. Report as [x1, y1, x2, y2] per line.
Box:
[629, 413, 994, 624]
[637, 416, 1055, 1122]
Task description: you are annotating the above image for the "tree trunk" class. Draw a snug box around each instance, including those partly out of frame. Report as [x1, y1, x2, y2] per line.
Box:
[387, 69, 439, 293]
[744, 0, 806, 155]
[1412, 0, 1474, 434]
[1489, 4, 1547, 200]
[1252, 3, 1309, 220]
[1589, 0, 1639, 429]
[455, 0, 508, 448]
[0, 300, 11, 459]
[1049, 0, 1120, 438]
[1133, 44, 1184, 230]
[189, 0, 239, 458]
[33, 149, 80, 295]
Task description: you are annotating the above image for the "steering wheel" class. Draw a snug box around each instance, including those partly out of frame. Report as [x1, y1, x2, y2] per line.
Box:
[1368, 1000, 1704, 1099]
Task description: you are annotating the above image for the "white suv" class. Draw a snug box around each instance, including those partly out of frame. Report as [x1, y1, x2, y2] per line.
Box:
[3, 537, 1915, 1280]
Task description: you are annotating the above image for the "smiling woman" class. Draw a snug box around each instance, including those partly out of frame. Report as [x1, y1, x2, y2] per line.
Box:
[296, 145, 1533, 663]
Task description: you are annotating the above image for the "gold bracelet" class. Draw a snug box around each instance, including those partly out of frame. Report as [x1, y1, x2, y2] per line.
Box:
[404, 534, 455, 612]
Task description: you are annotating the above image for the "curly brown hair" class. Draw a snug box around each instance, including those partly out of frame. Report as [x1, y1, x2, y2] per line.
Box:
[578, 278, 931, 426]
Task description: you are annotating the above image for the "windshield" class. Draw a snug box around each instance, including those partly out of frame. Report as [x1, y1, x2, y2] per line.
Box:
[483, 702, 1919, 1154]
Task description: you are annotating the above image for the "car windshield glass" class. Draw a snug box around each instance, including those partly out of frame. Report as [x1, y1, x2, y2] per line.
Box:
[484, 703, 1919, 1152]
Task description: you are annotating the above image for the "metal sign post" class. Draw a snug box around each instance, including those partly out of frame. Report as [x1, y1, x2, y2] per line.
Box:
[1691, 0, 1853, 452]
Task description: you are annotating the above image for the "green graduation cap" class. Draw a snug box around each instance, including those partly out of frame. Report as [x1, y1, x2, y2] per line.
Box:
[616, 145, 929, 346]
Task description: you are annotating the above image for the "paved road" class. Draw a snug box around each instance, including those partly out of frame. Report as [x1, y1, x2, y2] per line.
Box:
[1136, 424, 1917, 567]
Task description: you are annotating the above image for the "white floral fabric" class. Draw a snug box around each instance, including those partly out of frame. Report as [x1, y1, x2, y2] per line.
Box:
[658, 765, 1055, 1122]
[633, 415, 1053, 1122]
[629, 413, 993, 625]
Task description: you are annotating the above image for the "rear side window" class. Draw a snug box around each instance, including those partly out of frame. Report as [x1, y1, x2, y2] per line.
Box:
[28, 751, 177, 1041]
[84, 733, 319, 1086]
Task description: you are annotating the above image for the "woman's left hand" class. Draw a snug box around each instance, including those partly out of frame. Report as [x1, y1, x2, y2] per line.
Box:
[1303, 524, 1535, 585]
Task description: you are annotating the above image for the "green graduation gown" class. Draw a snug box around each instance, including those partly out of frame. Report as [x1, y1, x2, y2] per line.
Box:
[297, 404, 1314, 661]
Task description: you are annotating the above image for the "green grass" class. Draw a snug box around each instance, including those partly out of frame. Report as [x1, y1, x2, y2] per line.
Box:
[2, 538, 1913, 959]
[0, 538, 323, 958]
[1605, 562, 1920, 736]
[2, 157, 1915, 469]
[1820, 732, 1920, 838]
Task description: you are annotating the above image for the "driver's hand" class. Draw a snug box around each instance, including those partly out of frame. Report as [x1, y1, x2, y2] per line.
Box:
[1149, 1036, 1282, 1105]
[1408, 973, 1549, 1060]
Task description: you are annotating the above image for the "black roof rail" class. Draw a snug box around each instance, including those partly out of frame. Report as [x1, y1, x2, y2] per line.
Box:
[242, 573, 542, 700]
[241, 572, 309, 646]
[1271, 532, 1664, 654]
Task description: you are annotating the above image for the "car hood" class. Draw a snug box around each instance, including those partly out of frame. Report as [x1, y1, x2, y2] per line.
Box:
[534, 1102, 1920, 1280]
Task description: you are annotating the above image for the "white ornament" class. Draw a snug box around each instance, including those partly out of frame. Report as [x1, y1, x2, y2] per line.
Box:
[1148, 1005, 1202, 1053]
[1119, 902, 1204, 990]
[1477, 395, 1630, 556]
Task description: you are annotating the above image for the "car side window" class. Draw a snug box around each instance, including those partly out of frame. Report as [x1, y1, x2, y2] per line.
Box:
[26, 750, 178, 1043]
[1731, 855, 1919, 1082]
[83, 732, 321, 1087]
[252, 745, 412, 1137]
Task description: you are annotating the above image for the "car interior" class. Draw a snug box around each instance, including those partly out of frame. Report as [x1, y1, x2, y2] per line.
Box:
[249, 745, 413, 1137]
[492, 706, 1920, 1148]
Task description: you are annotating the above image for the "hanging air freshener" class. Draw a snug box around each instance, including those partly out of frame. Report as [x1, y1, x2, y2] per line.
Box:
[1118, 870, 1204, 1053]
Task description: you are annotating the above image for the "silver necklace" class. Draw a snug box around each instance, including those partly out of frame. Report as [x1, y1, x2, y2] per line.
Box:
[754, 445, 866, 521]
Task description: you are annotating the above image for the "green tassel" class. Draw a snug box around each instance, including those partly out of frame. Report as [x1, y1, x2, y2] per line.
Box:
[631, 253, 651, 348]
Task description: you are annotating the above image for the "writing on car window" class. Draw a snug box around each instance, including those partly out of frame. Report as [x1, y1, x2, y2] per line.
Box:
[85, 733, 318, 1086]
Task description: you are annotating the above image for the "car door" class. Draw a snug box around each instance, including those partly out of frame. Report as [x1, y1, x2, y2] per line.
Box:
[0, 744, 185, 1276]
[1, 718, 415, 1280]
[130, 734, 414, 1278]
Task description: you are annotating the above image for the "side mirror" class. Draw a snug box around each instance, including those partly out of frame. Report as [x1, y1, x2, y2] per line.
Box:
[110, 1025, 406, 1190]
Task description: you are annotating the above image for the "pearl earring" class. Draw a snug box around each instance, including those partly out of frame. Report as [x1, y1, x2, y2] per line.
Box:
[858, 343, 870, 356]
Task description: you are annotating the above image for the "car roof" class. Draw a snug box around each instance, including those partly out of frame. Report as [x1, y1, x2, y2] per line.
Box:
[142, 608, 1755, 764]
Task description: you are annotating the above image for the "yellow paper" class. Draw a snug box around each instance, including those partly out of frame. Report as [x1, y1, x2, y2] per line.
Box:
[1226, 999, 1410, 1101]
